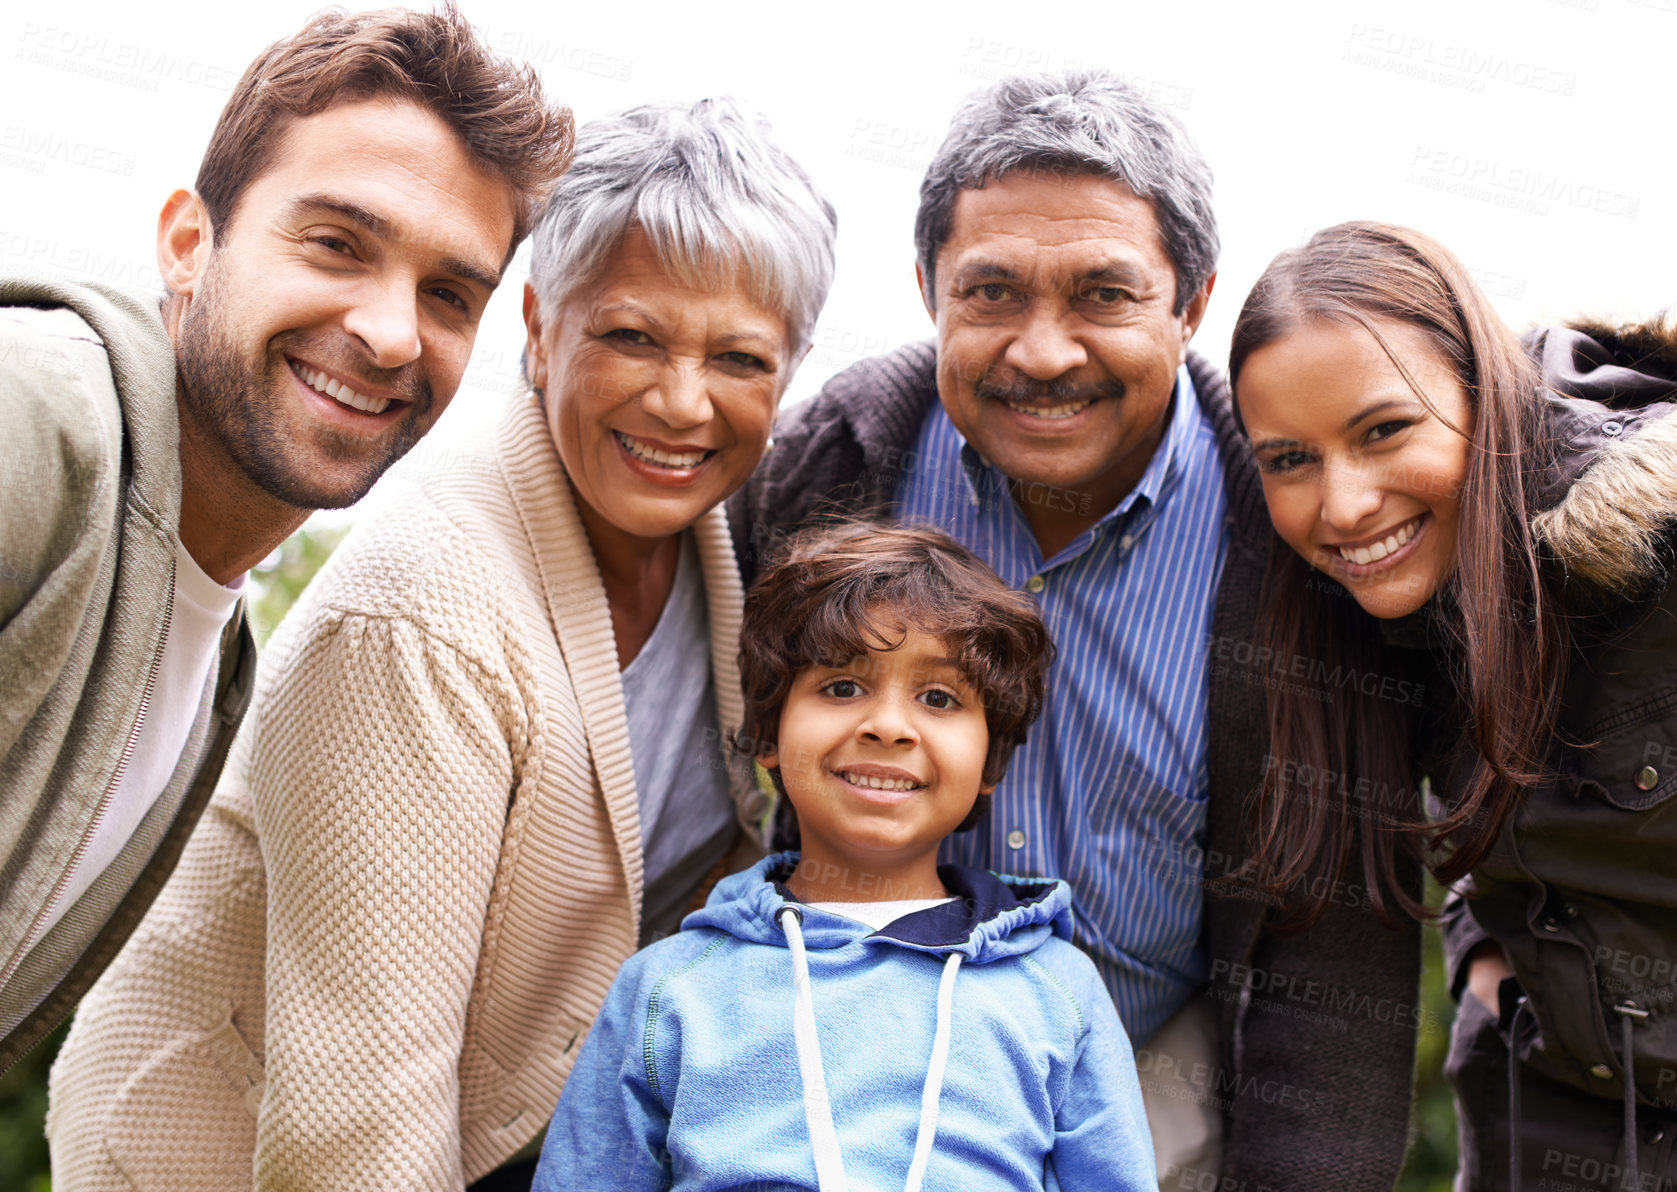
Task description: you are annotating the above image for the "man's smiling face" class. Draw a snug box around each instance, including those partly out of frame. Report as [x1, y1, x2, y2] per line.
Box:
[169, 97, 516, 510]
[925, 171, 1210, 520]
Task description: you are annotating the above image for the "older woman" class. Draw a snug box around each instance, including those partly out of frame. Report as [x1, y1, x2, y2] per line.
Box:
[47, 98, 836, 1191]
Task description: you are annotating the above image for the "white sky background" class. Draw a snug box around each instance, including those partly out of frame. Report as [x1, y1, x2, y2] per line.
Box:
[4, 0, 1673, 527]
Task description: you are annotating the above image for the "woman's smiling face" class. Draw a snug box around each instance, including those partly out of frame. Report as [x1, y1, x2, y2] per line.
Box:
[523, 226, 791, 542]
[1236, 316, 1475, 619]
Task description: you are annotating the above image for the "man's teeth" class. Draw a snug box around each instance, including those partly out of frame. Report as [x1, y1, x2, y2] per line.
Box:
[295, 363, 389, 414]
[1337, 518, 1420, 566]
[1006, 399, 1092, 420]
[837, 771, 921, 792]
[617, 432, 707, 468]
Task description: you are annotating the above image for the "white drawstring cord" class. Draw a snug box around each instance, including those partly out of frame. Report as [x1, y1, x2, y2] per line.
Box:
[777, 905, 964, 1192]
[903, 952, 963, 1192]
[779, 907, 849, 1192]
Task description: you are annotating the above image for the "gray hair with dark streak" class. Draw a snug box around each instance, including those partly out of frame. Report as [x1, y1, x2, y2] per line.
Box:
[914, 68, 1218, 314]
[527, 96, 837, 358]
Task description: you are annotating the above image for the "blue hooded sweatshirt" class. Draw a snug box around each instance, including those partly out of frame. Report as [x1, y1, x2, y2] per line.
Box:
[534, 854, 1155, 1191]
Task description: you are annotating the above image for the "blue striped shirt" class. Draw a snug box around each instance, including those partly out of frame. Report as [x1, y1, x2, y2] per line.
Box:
[895, 367, 1228, 1042]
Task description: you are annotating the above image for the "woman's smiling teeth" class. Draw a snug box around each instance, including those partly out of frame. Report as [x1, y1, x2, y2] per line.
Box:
[1335, 516, 1420, 566]
[1006, 398, 1092, 420]
[615, 430, 710, 468]
[292, 361, 389, 415]
[834, 770, 924, 792]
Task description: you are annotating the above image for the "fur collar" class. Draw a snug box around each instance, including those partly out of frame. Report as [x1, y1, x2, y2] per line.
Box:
[1531, 313, 1677, 590]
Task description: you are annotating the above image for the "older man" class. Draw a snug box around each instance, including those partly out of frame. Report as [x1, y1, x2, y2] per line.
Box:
[0, 6, 570, 1070]
[731, 71, 1419, 1189]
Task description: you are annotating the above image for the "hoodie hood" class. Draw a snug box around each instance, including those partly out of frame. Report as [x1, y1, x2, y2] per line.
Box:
[1527, 315, 1677, 591]
[682, 852, 1074, 964]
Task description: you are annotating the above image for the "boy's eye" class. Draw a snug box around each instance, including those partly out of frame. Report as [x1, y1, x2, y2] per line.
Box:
[919, 689, 959, 710]
[821, 678, 861, 699]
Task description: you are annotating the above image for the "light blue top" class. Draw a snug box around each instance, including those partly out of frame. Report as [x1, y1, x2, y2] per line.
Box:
[535, 854, 1155, 1191]
[895, 367, 1229, 1043]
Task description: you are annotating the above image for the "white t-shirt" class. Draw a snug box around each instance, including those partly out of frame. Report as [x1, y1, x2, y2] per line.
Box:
[806, 897, 959, 932]
[39, 539, 243, 936]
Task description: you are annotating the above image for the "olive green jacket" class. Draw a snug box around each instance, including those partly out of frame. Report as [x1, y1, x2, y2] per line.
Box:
[0, 276, 255, 1072]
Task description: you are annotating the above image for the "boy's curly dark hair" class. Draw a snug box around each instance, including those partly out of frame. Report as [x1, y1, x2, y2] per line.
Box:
[736, 521, 1054, 834]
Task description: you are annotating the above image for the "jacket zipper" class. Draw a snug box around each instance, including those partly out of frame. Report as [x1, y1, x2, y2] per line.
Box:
[0, 556, 176, 994]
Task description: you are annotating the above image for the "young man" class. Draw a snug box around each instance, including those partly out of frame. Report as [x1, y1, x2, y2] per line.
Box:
[538, 522, 1155, 1191]
[730, 71, 1421, 1190]
[0, 5, 571, 1069]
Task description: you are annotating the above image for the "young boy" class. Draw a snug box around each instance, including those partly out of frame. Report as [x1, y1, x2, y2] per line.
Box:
[534, 523, 1155, 1191]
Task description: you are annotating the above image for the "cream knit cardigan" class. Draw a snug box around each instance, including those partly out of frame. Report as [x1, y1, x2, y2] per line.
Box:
[47, 395, 764, 1190]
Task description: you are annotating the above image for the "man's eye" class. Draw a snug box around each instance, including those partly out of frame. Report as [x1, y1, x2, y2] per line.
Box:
[972, 282, 1018, 302]
[606, 328, 654, 346]
[312, 235, 355, 256]
[822, 678, 861, 699]
[426, 285, 469, 312]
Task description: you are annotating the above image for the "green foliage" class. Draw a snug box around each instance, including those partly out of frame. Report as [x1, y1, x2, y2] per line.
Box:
[0, 520, 348, 1191]
[0, 1017, 69, 1192]
[1398, 882, 1460, 1192]
[248, 521, 352, 645]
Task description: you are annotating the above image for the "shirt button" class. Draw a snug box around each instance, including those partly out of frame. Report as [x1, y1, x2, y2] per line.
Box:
[1636, 765, 1660, 791]
[1602, 420, 1624, 436]
[1006, 829, 1026, 850]
[1120, 534, 1135, 551]
[1025, 575, 1046, 594]
[1540, 915, 1561, 933]
[1590, 1063, 1615, 1080]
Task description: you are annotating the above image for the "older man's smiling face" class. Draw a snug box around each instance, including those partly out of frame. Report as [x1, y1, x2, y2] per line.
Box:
[924, 171, 1211, 538]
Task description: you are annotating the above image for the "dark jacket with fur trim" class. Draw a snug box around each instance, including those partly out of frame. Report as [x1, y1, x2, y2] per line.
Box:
[1442, 316, 1677, 1107]
[730, 343, 1423, 1191]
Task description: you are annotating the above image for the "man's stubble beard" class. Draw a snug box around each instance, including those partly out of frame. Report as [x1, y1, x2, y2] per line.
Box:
[172, 263, 437, 512]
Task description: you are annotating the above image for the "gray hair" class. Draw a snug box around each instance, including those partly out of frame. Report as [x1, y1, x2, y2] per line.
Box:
[528, 96, 837, 359]
[914, 69, 1218, 315]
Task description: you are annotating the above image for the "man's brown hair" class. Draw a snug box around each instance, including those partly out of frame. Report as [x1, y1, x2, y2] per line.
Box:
[196, 3, 572, 253]
[737, 521, 1053, 831]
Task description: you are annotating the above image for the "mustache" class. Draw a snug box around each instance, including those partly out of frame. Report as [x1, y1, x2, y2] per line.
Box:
[972, 371, 1125, 405]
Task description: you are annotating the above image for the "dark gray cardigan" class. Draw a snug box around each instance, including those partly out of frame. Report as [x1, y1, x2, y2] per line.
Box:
[729, 341, 1422, 1189]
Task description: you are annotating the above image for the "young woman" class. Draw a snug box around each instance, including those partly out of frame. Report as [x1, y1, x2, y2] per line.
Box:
[1229, 221, 1677, 1190]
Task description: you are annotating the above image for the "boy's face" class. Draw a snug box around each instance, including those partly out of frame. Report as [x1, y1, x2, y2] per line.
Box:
[763, 626, 993, 899]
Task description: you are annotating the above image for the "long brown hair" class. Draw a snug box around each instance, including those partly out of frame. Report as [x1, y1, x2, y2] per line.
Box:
[1228, 222, 1567, 926]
